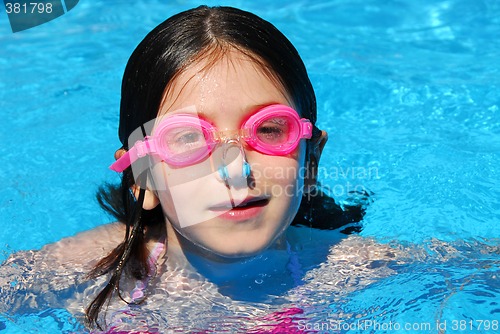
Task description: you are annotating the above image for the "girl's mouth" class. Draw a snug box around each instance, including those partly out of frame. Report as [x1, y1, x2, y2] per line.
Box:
[210, 197, 270, 221]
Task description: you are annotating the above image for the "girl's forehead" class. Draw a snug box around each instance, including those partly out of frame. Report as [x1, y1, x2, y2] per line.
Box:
[158, 51, 292, 120]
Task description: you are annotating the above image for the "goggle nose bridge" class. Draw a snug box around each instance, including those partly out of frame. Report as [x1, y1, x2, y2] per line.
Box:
[211, 128, 251, 145]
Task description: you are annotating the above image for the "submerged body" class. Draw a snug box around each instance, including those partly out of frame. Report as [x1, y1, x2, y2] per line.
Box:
[0, 223, 403, 332]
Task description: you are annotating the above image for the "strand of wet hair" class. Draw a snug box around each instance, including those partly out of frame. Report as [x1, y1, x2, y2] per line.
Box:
[86, 172, 134, 281]
[85, 174, 147, 329]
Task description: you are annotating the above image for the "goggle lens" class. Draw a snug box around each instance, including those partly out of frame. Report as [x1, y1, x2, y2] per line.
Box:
[254, 116, 293, 146]
[163, 126, 207, 155]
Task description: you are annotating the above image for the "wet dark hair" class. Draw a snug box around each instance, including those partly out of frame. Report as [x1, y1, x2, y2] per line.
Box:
[86, 5, 366, 329]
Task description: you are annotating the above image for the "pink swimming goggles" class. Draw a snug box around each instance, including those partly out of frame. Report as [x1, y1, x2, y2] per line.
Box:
[110, 104, 313, 172]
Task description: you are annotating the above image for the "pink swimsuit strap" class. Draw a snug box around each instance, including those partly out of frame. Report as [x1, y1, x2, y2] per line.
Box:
[129, 239, 165, 302]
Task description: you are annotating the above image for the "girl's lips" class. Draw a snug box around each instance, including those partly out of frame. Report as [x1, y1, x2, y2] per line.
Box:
[210, 198, 270, 221]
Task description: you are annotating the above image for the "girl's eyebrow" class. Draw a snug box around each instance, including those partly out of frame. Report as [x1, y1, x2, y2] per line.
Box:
[194, 102, 284, 118]
[162, 102, 288, 126]
[247, 102, 280, 112]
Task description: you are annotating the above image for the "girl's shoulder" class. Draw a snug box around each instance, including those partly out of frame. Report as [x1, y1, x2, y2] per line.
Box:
[0, 223, 125, 314]
[41, 222, 126, 269]
[300, 235, 412, 295]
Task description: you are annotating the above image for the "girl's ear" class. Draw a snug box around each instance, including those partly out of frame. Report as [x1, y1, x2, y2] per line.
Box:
[114, 148, 127, 161]
[304, 130, 328, 190]
[115, 148, 160, 210]
[131, 184, 160, 210]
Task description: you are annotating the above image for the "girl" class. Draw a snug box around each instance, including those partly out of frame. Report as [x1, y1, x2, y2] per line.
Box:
[2, 6, 388, 333]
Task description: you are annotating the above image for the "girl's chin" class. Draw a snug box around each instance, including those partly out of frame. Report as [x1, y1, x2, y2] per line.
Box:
[200, 243, 268, 259]
[189, 237, 274, 260]
[174, 224, 286, 259]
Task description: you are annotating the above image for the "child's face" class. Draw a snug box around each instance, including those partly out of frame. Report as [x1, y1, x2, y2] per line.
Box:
[151, 50, 307, 258]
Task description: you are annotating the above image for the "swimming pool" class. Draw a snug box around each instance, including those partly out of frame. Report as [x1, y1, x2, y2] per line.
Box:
[1, 0, 499, 333]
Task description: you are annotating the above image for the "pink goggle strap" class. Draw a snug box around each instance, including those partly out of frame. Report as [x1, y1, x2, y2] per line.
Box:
[110, 138, 155, 172]
[300, 119, 313, 139]
[109, 148, 134, 172]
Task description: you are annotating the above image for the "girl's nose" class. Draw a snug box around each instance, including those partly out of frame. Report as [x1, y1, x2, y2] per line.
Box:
[217, 139, 251, 187]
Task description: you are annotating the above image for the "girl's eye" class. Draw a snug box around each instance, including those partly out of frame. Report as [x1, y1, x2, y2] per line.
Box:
[256, 117, 290, 144]
[165, 128, 206, 153]
[176, 131, 203, 144]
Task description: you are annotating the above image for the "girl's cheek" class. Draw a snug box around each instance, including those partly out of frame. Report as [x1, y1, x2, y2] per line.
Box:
[250, 156, 304, 198]
[250, 143, 307, 183]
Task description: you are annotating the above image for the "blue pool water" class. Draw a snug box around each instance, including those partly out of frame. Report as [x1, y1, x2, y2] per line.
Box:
[1, 0, 499, 333]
